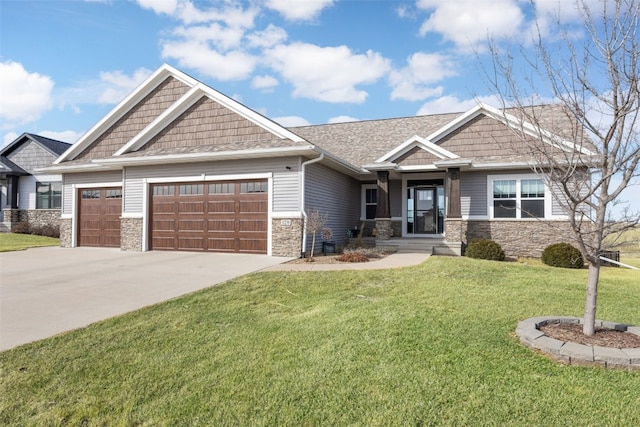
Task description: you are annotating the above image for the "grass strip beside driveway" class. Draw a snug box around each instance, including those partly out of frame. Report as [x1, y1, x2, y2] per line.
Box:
[1, 257, 639, 425]
[0, 233, 59, 252]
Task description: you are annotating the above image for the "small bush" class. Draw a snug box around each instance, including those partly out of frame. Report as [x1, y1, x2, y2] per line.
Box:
[541, 243, 584, 268]
[11, 222, 31, 234]
[336, 252, 369, 263]
[465, 239, 505, 261]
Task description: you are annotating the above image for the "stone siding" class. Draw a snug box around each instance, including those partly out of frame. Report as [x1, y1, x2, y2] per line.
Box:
[374, 219, 393, 240]
[2, 209, 61, 232]
[60, 218, 72, 247]
[462, 220, 576, 258]
[272, 218, 303, 257]
[121, 217, 143, 251]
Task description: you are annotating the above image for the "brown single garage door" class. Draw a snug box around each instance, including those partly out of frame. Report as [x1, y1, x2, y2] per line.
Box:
[77, 187, 122, 247]
[150, 180, 268, 254]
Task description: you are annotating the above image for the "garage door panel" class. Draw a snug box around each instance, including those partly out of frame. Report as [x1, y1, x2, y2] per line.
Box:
[150, 181, 268, 254]
[238, 238, 267, 253]
[178, 200, 205, 214]
[207, 238, 236, 251]
[239, 200, 267, 214]
[208, 200, 235, 213]
[238, 219, 267, 232]
[78, 187, 122, 248]
[177, 219, 205, 231]
[178, 237, 205, 251]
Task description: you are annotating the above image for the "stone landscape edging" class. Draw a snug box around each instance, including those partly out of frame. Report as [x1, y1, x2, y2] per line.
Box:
[516, 316, 640, 370]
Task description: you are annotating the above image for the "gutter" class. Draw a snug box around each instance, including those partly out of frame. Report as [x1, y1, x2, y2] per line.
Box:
[300, 152, 325, 257]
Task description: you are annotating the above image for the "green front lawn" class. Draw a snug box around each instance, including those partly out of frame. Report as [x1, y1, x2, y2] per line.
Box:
[1, 257, 638, 425]
[0, 233, 59, 252]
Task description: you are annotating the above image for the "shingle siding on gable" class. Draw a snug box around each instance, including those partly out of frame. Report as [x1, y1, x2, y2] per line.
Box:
[6, 141, 56, 173]
[396, 146, 440, 166]
[139, 97, 277, 153]
[304, 163, 360, 252]
[74, 77, 190, 161]
[438, 115, 529, 160]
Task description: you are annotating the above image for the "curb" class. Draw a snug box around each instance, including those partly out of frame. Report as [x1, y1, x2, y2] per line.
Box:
[516, 316, 640, 370]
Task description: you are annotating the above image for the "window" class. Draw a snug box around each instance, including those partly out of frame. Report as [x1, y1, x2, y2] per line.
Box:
[81, 189, 100, 199]
[240, 181, 268, 193]
[36, 182, 62, 209]
[491, 176, 546, 219]
[209, 182, 235, 194]
[153, 185, 174, 196]
[520, 179, 545, 218]
[179, 184, 203, 195]
[106, 189, 122, 199]
[361, 185, 377, 219]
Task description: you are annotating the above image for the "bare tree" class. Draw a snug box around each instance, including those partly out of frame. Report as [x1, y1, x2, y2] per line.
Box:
[306, 208, 329, 260]
[486, 0, 640, 335]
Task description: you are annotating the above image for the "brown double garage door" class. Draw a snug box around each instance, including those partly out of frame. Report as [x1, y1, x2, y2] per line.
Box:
[149, 180, 268, 254]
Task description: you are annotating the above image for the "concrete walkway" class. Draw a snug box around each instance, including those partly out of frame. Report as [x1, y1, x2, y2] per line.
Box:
[263, 250, 431, 271]
[0, 247, 292, 351]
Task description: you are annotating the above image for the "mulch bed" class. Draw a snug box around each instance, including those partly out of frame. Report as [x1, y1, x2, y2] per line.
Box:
[540, 322, 640, 348]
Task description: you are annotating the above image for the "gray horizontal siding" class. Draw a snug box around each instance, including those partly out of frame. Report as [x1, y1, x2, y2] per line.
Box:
[304, 163, 360, 252]
[460, 171, 487, 217]
[123, 157, 301, 214]
[62, 170, 123, 215]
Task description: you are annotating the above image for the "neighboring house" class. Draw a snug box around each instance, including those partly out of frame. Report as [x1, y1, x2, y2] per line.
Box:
[0, 133, 71, 232]
[43, 64, 590, 257]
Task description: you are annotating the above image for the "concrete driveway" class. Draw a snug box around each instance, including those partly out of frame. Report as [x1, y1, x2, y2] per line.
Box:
[0, 247, 291, 351]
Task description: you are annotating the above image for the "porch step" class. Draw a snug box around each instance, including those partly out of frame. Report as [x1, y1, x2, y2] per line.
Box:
[375, 238, 462, 256]
[0, 222, 12, 233]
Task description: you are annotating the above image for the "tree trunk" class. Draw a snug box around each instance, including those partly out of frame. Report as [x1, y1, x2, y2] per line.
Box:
[583, 263, 601, 336]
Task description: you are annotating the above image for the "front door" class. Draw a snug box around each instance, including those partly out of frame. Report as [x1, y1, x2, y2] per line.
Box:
[406, 186, 444, 235]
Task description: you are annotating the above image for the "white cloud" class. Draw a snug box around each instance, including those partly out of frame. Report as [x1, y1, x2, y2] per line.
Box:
[417, 0, 525, 51]
[251, 75, 279, 90]
[247, 24, 288, 49]
[416, 94, 502, 115]
[389, 52, 457, 101]
[2, 131, 19, 147]
[274, 116, 311, 127]
[265, 43, 391, 103]
[0, 61, 54, 128]
[328, 115, 359, 124]
[97, 68, 153, 104]
[162, 40, 257, 81]
[57, 67, 153, 109]
[265, 0, 334, 21]
[136, 0, 178, 15]
[39, 130, 83, 144]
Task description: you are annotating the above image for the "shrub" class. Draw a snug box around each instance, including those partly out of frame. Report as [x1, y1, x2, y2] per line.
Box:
[35, 224, 61, 238]
[541, 243, 584, 268]
[11, 222, 31, 234]
[465, 239, 505, 261]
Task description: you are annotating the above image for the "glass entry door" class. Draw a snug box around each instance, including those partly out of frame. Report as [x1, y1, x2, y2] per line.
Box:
[406, 186, 444, 235]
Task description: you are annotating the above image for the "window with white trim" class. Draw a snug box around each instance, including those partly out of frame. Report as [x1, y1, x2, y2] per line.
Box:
[361, 185, 377, 219]
[36, 182, 62, 209]
[490, 176, 547, 219]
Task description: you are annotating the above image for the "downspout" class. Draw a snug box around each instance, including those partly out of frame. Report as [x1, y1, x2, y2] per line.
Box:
[300, 152, 324, 257]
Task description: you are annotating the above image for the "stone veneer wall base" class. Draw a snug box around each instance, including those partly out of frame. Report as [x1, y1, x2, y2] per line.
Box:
[121, 217, 143, 251]
[272, 218, 304, 257]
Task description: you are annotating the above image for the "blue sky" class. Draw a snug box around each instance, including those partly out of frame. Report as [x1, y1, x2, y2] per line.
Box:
[1, 0, 638, 212]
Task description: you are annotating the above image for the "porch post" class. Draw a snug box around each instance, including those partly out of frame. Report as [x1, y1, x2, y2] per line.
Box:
[7, 175, 19, 209]
[375, 170, 393, 240]
[375, 171, 390, 219]
[446, 168, 461, 218]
